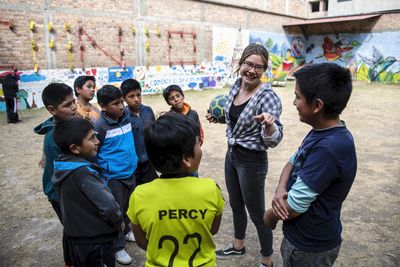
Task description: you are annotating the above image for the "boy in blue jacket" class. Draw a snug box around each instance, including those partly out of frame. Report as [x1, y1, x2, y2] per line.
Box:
[33, 83, 77, 266]
[52, 117, 122, 267]
[121, 78, 158, 186]
[94, 85, 138, 265]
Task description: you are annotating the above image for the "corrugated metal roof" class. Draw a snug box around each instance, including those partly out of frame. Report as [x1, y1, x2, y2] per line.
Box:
[283, 14, 381, 27]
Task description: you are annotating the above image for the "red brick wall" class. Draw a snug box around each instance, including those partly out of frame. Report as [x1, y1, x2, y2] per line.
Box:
[0, 0, 398, 70]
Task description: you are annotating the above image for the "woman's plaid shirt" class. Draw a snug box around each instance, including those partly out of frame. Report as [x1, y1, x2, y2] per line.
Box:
[224, 78, 283, 151]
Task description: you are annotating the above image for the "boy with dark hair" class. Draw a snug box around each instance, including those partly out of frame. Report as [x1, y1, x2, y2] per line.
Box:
[121, 78, 158, 188]
[263, 63, 357, 267]
[73, 75, 100, 123]
[163, 84, 204, 145]
[33, 83, 77, 266]
[52, 117, 122, 267]
[94, 84, 138, 265]
[127, 112, 224, 267]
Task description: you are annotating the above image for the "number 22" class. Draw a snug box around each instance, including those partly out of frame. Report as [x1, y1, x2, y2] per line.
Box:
[158, 233, 202, 267]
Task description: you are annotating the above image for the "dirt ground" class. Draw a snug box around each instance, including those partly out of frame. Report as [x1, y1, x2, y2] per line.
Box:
[0, 81, 399, 267]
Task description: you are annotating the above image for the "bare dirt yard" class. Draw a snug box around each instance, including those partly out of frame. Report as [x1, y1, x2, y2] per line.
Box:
[0, 81, 399, 267]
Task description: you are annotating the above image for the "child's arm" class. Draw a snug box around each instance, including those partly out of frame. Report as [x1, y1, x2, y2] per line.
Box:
[211, 182, 225, 235]
[272, 162, 293, 220]
[273, 149, 322, 221]
[80, 172, 122, 228]
[271, 173, 320, 222]
[210, 214, 222, 235]
[198, 118, 204, 145]
[38, 150, 45, 168]
[130, 223, 148, 250]
[263, 208, 279, 229]
[274, 196, 301, 221]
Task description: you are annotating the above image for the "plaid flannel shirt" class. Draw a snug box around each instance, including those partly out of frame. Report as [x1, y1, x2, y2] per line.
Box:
[225, 78, 283, 151]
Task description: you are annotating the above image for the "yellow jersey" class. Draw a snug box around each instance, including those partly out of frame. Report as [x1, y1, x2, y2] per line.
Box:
[127, 177, 224, 267]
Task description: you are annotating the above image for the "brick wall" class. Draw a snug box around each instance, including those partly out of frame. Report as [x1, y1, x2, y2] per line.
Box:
[0, 0, 398, 70]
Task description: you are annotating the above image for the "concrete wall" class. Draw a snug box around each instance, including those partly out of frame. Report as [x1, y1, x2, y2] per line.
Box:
[328, 0, 400, 17]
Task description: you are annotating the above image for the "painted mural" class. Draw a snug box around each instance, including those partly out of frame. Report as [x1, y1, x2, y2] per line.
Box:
[213, 26, 400, 84]
[248, 30, 400, 84]
[305, 32, 400, 83]
[0, 63, 230, 111]
[1, 28, 399, 112]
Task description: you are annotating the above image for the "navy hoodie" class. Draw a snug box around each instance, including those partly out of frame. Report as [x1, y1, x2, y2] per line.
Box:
[52, 154, 122, 243]
[34, 117, 59, 201]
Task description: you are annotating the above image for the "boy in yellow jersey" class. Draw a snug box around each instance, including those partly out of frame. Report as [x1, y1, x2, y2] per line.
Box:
[127, 112, 224, 267]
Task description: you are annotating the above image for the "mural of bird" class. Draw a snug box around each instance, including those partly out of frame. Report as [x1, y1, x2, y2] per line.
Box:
[358, 46, 399, 81]
[322, 37, 353, 61]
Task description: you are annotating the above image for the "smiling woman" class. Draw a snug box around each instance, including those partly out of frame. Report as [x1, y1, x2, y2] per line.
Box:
[206, 43, 283, 267]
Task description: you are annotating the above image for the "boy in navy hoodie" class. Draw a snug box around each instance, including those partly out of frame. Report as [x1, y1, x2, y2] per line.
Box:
[94, 85, 138, 265]
[34, 83, 77, 266]
[52, 117, 122, 267]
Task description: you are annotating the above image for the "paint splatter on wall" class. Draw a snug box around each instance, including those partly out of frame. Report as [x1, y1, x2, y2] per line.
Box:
[0, 63, 230, 111]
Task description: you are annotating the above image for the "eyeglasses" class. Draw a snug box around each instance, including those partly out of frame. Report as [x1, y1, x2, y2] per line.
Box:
[242, 61, 264, 73]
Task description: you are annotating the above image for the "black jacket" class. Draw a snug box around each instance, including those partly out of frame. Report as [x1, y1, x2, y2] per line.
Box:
[52, 154, 122, 243]
[2, 74, 19, 98]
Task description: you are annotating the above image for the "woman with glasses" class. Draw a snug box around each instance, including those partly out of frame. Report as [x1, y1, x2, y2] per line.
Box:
[206, 43, 283, 267]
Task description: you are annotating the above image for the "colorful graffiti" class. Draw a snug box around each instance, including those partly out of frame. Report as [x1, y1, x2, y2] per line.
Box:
[213, 26, 400, 84]
[306, 32, 400, 83]
[1, 28, 399, 112]
[357, 46, 399, 82]
[0, 63, 230, 111]
[250, 32, 400, 83]
[249, 31, 306, 81]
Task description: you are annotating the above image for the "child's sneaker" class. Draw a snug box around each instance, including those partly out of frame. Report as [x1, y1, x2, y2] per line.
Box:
[125, 231, 136, 242]
[216, 243, 246, 259]
[115, 249, 132, 265]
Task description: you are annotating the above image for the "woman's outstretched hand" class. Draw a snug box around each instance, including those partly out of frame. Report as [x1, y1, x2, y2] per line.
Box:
[253, 112, 275, 127]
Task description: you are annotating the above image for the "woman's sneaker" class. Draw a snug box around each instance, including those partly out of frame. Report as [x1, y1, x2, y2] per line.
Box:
[216, 243, 246, 259]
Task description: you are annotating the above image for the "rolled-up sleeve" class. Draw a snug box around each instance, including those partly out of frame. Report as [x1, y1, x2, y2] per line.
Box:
[287, 176, 318, 213]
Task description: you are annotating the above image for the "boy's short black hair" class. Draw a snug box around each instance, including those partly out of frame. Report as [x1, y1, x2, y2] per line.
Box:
[144, 112, 200, 174]
[42, 83, 73, 108]
[163, 84, 184, 103]
[73, 75, 96, 97]
[54, 117, 93, 154]
[97, 85, 122, 106]
[121, 78, 141, 96]
[293, 63, 352, 118]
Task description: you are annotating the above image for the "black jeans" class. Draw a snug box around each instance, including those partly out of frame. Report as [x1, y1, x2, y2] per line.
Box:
[224, 145, 273, 257]
[5, 96, 19, 123]
[49, 199, 75, 266]
[108, 177, 135, 251]
[71, 241, 115, 267]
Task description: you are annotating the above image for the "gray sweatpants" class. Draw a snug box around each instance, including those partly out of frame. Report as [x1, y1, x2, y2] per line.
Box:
[280, 237, 340, 267]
